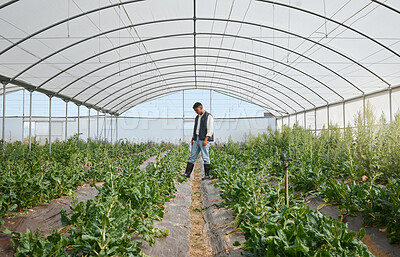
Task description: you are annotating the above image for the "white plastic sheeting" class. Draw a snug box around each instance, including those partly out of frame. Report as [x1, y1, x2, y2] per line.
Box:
[0, 115, 275, 144]
[277, 86, 400, 131]
[1, 0, 399, 117]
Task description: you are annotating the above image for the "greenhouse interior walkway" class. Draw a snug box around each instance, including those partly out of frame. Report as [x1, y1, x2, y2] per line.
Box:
[1, 0, 400, 256]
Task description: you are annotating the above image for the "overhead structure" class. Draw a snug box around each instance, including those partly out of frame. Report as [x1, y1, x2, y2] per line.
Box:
[0, 0, 399, 118]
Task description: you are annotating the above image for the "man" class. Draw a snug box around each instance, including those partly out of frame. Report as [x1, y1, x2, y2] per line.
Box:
[181, 102, 214, 180]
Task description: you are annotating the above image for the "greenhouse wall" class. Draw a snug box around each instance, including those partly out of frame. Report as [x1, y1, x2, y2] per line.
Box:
[0, 115, 276, 144]
[277, 87, 400, 131]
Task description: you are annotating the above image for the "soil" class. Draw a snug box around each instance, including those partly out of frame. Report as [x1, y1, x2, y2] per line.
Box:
[189, 160, 213, 257]
[362, 234, 393, 257]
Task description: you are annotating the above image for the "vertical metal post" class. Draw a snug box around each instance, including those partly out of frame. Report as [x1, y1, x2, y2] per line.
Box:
[2, 82, 6, 158]
[304, 111, 307, 130]
[110, 115, 113, 143]
[314, 108, 317, 134]
[343, 101, 346, 133]
[182, 90, 185, 141]
[210, 89, 212, 113]
[363, 94, 366, 126]
[389, 88, 393, 123]
[22, 89, 25, 143]
[65, 101, 68, 141]
[116, 115, 119, 142]
[97, 110, 99, 140]
[49, 96, 52, 153]
[326, 104, 330, 129]
[29, 91, 33, 151]
[88, 108, 91, 141]
[288, 114, 291, 128]
[295, 112, 298, 126]
[280, 154, 289, 208]
[104, 113, 107, 141]
[281, 116, 284, 131]
[77, 105, 80, 138]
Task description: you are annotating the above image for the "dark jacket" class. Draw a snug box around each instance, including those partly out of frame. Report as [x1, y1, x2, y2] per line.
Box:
[193, 111, 214, 141]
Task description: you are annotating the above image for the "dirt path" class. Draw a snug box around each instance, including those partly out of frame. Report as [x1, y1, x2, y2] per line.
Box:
[189, 160, 213, 257]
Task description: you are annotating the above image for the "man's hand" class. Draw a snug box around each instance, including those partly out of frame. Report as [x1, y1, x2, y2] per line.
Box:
[203, 136, 209, 146]
[191, 137, 194, 145]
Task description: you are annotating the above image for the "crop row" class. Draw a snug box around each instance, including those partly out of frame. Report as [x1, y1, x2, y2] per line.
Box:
[2, 143, 189, 256]
[210, 147, 372, 256]
[0, 135, 166, 222]
[224, 107, 399, 244]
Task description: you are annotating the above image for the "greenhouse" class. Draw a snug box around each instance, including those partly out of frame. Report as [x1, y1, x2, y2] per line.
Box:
[0, 0, 399, 256]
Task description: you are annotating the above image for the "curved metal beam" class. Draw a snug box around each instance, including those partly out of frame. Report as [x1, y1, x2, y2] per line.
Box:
[97, 68, 299, 112]
[80, 56, 320, 108]
[115, 81, 286, 115]
[0, 0, 19, 10]
[256, 0, 399, 58]
[371, 0, 400, 15]
[11, 17, 374, 93]
[197, 18, 389, 87]
[91, 64, 307, 110]
[0, 0, 144, 55]
[106, 74, 293, 114]
[2, 0, 397, 60]
[10, 18, 191, 84]
[70, 48, 327, 105]
[43, 32, 352, 100]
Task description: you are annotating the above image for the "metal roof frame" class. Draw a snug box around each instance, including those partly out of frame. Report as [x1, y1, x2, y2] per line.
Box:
[8, 17, 378, 93]
[0, 0, 398, 116]
[80, 56, 319, 109]
[98, 69, 298, 113]
[116, 81, 288, 115]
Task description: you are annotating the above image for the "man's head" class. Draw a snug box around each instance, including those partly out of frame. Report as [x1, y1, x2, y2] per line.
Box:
[193, 102, 204, 115]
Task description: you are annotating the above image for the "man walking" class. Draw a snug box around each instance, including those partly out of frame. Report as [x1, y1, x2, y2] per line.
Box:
[181, 102, 214, 180]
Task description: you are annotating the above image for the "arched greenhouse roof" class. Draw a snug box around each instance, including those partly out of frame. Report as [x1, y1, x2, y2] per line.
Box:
[0, 0, 399, 116]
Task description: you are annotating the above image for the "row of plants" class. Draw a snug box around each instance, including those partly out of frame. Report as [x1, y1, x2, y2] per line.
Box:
[210, 147, 372, 256]
[217, 105, 400, 245]
[2, 143, 189, 256]
[0, 135, 166, 223]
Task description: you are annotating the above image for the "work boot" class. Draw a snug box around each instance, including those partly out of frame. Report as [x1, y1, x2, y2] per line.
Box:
[181, 162, 194, 178]
[202, 163, 211, 180]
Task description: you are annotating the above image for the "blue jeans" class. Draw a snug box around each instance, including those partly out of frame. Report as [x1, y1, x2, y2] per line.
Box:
[189, 138, 210, 164]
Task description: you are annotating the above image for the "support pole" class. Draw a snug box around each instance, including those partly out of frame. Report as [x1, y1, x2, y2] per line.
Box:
[65, 101, 68, 141]
[22, 90, 25, 143]
[77, 105, 80, 138]
[49, 96, 52, 153]
[88, 108, 91, 141]
[389, 88, 393, 123]
[104, 113, 106, 141]
[280, 154, 289, 208]
[29, 91, 33, 151]
[97, 110, 99, 140]
[295, 112, 298, 126]
[281, 116, 284, 131]
[327, 104, 330, 130]
[314, 108, 317, 134]
[116, 115, 119, 142]
[343, 101, 346, 133]
[304, 111, 307, 130]
[2, 82, 6, 158]
[210, 89, 212, 114]
[110, 115, 113, 144]
[182, 90, 185, 141]
[363, 94, 366, 126]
